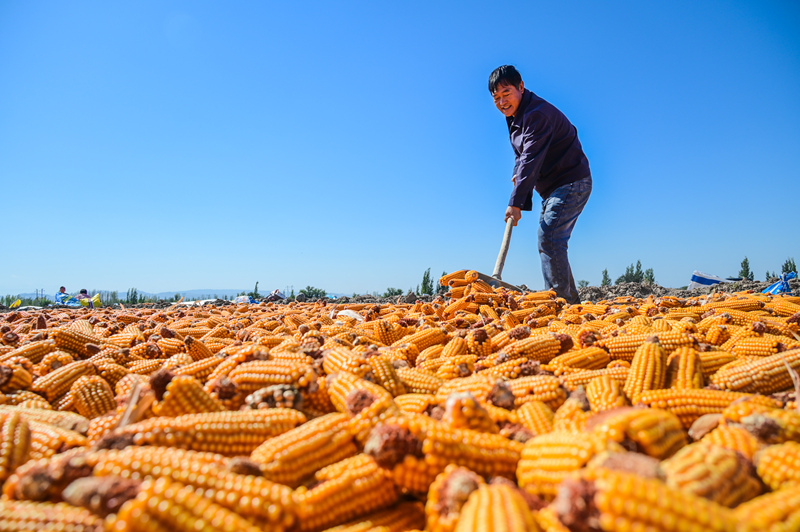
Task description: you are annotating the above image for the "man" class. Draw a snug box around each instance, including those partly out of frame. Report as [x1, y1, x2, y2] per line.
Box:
[490, 65, 592, 304]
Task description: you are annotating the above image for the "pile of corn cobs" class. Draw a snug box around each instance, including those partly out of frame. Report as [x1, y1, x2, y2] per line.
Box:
[0, 269, 798, 532]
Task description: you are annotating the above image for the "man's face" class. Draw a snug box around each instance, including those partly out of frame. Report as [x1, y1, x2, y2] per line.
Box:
[492, 81, 524, 117]
[60, 287, 65, 293]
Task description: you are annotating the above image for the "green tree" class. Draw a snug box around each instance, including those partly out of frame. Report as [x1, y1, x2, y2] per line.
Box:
[738, 257, 754, 281]
[126, 288, 139, 304]
[383, 287, 403, 297]
[644, 268, 656, 284]
[615, 261, 649, 284]
[601, 269, 611, 286]
[782, 257, 797, 274]
[248, 281, 260, 299]
[299, 286, 326, 299]
[173, 293, 181, 302]
[420, 268, 434, 295]
[578, 280, 589, 288]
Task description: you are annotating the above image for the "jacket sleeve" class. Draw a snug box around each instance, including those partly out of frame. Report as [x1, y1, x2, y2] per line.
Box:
[509, 112, 552, 210]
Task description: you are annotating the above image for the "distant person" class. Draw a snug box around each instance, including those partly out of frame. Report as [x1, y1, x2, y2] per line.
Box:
[75, 289, 94, 309]
[489, 65, 592, 304]
[55, 286, 80, 306]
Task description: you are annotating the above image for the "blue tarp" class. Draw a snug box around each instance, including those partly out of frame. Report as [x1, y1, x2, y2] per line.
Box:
[762, 272, 797, 294]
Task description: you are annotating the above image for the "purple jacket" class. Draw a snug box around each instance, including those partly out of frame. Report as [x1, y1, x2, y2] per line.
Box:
[506, 89, 591, 210]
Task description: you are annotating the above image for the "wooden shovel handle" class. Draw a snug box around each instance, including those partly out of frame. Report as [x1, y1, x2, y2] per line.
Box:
[492, 218, 514, 280]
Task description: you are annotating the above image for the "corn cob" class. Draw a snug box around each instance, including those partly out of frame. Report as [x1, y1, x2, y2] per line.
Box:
[323, 347, 372, 377]
[720, 400, 800, 442]
[710, 347, 800, 394]
[664, 346, 704, 389]
[396, 367, 443, 395]
[701, 423, 764, 459]
[30, 360, 96, 401]
[0, 412, 31, 483]
[552, 468, 739, 532]
[125, 358, 162, 375]
[109, 477, 268, 532]
[366, 356, 406, 397]
[733, 487, 800, 532]
[364, 415, 441, 495]
[156, 337, 185, 356]
[754, 441, 800, 491]
[0, 500, 105, 531]
[0, 339, 55, 364]
[183, 335, 214, 362]
[514, 400, 554, 436]
[441, 392, 498, 433]
[0, 359, 33, 393]
[560, 365, 629, 392]
[422, 422, 523, 481]
[546, 346, 610, 376]
[391, 327, 449, 352]
[228, 359, 318, 395]
[0, 405, 89, 433]
[480, 357, 539, 380]
[2, 391, 52, 410]
[730, 335, 793, 357]
[330, 501, 425, 532]
[534, 507, 571, 532]
[588, 406, 686, 459]
[490, 326, 531, 352]
[71, 375, 116, 419]
[622, 336, 667, 402]
[394, 393, 437, 415]
[53, 390, 75, 411]
[417, 344, 445, 366]
[328, 371, 399, 443]
[93, 360, 128, 389]
[151, 375, 225, 416]
[551, 393, 590, 433]
[436, 356, 477, 380]
[93, 446, 295, 527]
[251, 412, 357, 488]
[465, 328, 493, 357]
[696, 348, 737, 377]
[661, 441, 762, 507]
[453, 482, 540, 532]
[516, 430, 623, 500]
[637, 388, 779, 428]
[293, 454, 398, 532]
[585, 375, 627, 413]
[52, 328, 106, 358]
[505, 375, 567, 410]
[425, 465, 485, 532]
[34, 350, 76, 376]
[598, 330, 695, 361]
[765, 297, 800, 317]
[27, 419, 88, 459]
[100, 408, 306, 455]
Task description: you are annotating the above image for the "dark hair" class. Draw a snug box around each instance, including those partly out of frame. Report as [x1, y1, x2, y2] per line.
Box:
[60, 286, 66, 291]
[488, 65, 523, 93]
[79, 289, 88, 295]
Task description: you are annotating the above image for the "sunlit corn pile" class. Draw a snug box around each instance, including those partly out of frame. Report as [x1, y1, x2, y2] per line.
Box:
[0, 269, 799, 531]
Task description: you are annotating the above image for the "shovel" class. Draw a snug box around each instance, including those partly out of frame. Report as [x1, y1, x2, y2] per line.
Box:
[474, 218, 525, 292]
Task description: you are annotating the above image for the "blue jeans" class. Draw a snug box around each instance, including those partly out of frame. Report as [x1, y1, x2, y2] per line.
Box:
[538, 177, 591, 304]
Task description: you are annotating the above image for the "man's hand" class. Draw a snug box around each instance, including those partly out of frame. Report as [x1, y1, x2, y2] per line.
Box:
[505, 206, 521, 226]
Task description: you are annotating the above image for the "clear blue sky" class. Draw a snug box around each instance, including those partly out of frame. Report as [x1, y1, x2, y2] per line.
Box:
[2, 1, 798, 296]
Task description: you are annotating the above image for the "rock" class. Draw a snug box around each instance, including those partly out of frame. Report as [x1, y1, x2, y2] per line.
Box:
[295, 293, 307, 302]
[403, 292, 417, 304]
